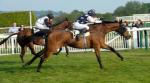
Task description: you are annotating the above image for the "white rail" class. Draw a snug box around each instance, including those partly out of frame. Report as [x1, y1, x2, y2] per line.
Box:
[0, 27, 150, 55]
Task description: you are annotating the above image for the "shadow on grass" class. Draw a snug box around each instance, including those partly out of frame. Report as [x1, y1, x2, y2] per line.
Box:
[0, 61, 93, 73]
[0, 61, 19, 64]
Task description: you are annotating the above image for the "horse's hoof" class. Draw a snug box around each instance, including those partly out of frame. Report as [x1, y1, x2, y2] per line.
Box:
[22, 65, 26, 68]
[22, 64, 28, 68]
[121, 58, 124, 61]
[37, 70, 41, 72]
[65, 55, 68, 57]
[100, 65, 103, 69]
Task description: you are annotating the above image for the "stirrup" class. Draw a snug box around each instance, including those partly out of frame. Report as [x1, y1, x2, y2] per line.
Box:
[76, 34, 80, 41]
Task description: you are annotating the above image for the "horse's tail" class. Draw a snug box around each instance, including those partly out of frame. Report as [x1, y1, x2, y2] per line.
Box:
[0, 33, 18, 45]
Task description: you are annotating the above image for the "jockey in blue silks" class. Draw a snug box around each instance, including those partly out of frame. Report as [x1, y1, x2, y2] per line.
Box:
[73, 9, 102, 40]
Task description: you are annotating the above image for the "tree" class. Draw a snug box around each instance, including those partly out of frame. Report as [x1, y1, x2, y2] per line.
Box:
[102, 13, 114, 20]
[125, 1, 143, 15]
[68, 10, 84, 21]
[114, 6, 126, 16]
[114, 1, 150, 16]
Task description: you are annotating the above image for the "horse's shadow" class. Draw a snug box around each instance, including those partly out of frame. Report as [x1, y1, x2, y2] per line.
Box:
[0, 61, 37, 73]
[0, 61, 19, 64]
[0, 60, 58, 73]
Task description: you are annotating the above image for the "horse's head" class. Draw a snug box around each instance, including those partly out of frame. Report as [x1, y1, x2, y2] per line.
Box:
[116, 20, 131, 39]
[63, 18, 73, 29]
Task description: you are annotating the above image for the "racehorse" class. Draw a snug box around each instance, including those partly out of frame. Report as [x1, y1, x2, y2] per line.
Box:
[23, 20, 131, 72]
[0, 18, 72, 63]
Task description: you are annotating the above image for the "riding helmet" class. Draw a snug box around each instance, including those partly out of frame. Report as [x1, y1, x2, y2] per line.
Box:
[87, 9, 96, 16]
[47, 13, 54, 19]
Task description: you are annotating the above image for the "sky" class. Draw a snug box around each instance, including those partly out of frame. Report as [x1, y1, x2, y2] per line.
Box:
[0, 0, 150, 13]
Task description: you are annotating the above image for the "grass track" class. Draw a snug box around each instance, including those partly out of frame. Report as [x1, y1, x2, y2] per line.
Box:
[0, 49, 150, 83]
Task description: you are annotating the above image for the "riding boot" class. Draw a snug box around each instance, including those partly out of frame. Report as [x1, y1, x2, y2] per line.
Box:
[76, 28, 87, 41]
[26, 30, 47, 44]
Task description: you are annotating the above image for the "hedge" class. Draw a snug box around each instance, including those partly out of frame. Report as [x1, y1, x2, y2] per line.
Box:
[0, 11, 37, 27]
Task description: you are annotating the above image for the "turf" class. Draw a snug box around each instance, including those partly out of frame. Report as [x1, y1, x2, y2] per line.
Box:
[0, 49, 150, 83]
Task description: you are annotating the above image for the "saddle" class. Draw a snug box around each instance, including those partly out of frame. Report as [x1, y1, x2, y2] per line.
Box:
[72, 29, 90, 40]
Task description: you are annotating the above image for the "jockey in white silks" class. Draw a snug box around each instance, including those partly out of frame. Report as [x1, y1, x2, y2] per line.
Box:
[35, 13, 54, 33]
[73, 9, 102, 34]
[28, 13, 54, 43]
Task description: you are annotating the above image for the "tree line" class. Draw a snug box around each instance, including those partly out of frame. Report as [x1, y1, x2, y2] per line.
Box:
[0, 1, 149, 27]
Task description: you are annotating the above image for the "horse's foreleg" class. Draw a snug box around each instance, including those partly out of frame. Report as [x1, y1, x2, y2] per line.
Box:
[37, 51, 52, 72]
[23, 49, 45, 67]
[20, 46, 27, 63]
[37, 57, 45, 72]
[94, 47, 103, 69]
[106, 45, 124, 61]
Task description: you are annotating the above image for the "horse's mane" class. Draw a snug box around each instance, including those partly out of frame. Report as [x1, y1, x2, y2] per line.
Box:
[90, 20, 118, 26]
[102, 20, 118, 24]
[52, 18, 68, 27]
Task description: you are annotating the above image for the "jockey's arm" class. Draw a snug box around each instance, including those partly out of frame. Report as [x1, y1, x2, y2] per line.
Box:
[44, 19, 52, 28]
[87, 16, 102, 24]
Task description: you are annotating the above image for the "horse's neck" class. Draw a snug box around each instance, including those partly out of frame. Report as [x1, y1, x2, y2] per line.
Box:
[97, 23, 119, 33]
[54, 26, 65, 30]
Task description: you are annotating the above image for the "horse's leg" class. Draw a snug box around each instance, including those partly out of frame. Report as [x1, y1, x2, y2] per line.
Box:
[28, 43, 36, 56]
[54, 48, 62, 55]
[94, 47, 103, 69]
[65, 46, 69, 57]
[20, 46, 27, 63]
[23, 49, 45, 67]
[105, 45, 124, 61]
[53, 46, 69, 56]
[37, 51, 52, 72]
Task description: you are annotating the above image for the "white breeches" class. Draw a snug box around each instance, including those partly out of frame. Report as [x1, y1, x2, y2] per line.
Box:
[73, 22, 89, 30]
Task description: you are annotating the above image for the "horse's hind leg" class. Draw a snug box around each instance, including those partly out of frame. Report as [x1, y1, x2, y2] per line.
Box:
[54, 48, 62, 55]
[105, 45, 124, 61]
[20, 46, 27, 63]
[65, 46, 69, 57]
[94, 47, 103, 69]
[54, 46, 69, 57]
[28, 43, 36, 56]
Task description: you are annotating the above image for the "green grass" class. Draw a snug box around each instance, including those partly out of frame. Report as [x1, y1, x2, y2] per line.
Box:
[0, 49, 150, 83]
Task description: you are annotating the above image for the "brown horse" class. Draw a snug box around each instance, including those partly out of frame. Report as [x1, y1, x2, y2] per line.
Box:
[24, 20, 131, 72]
[0, 18, 72, 63]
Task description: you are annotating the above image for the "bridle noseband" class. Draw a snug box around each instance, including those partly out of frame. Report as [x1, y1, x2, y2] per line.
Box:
[116, 24, 127, 36]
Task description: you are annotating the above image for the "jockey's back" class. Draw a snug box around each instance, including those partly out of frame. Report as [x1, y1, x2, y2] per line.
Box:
[36, 16, 49, 25]
[77, 14, 89, 24]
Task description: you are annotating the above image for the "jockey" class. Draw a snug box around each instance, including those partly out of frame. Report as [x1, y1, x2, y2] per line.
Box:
[27, 13, 54, 43]
[73, 9, 102, 35]
[72, 9, 102, 40]
[34, 13, 54, 36]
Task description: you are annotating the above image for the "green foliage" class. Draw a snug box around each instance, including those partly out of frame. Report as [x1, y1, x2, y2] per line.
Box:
[0, 11, 37, 27]
[114, 6, 126, 16]
[102, 13, 114, 20]
[68, 10, 84, 21]
[0, 49, 150, 83]
[114, 1, 150, 16]
[54, 10, 84, 23]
